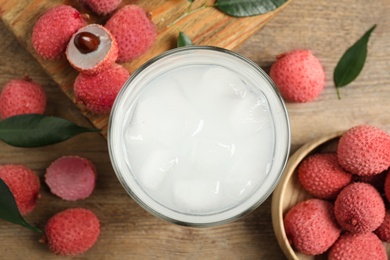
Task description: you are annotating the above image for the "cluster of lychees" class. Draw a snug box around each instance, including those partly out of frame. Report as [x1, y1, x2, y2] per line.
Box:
[31, 1, 157, 114]
[284, 124, 390, 259]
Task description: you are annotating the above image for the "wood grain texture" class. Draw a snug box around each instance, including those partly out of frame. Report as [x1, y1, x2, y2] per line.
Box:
[0, 0, 290, 137]
[0, 0, 390, 259]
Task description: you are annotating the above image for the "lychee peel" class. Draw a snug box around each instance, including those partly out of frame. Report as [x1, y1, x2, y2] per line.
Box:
[298, 153, 352, 199]
[79, 0, 122, 15]
[284, 199, 341, 255]
[0, 164, 40, 216]
[66, 24, 119, 75]
[32, 5, 87, 60]
[45, 156, 96, 201]
[334, 182, 385, 234]
[337, 124, 390, 176]
[269, 49, 325, 103]
[105, 5, 157, 62]
[44, 208, 100, 256]
[328, 232, 387, 260]
[74, 63, 129, 114]
[0, 78, 46, 119]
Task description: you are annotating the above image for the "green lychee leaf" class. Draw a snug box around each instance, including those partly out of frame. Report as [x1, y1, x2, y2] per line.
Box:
[0, 114, 99, 148]
[178, 31, 193, 47]
[333, 25, 376, 98]
[215, 0, 288, 17]
[0, 178, 42, 233]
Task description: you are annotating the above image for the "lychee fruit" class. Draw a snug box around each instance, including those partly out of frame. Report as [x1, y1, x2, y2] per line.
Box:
[334, 182, 385, 234]
[269, 49, 325, 102]
[328, 232, 387, 260]
[105, 5, 157, 62]
[66, 24, 118, 75]
[298, 153, 352, 199]
[284, 199, 341, 255]
[0, 164, 40, 216]
[43, 208, 100, 256]
[375, 209, 390, 242]
[0, 77, 46, 119]
[337, 124, 390, 176]
[32, 5, 87, 60]
[45, 156, 96, 201]
[73, 63, 129, 114]
[79, 0, 122, 15]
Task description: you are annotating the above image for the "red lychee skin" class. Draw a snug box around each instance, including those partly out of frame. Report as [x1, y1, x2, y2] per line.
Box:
[375, 209, 390, 242]
[269, 49, 325, 103]
[79, 0, 122, 15]
[334, 182, 385, 234]
[32, 5, 87, 60]
[74, 63, 129, 114]
[105, 5, 157, 62]
[66, 24, 119, 75]
[45, 156, 96, 201]
[284, 199, 341, 255]
[328, 232, 387, 260]
[354, 169, 387, 193]
[0, 78, 46, 119]
[337, 124, 390, 176]
[0, 164, 40, 216]
[298, 153, 352, 199]
[44, 208, 100, 256]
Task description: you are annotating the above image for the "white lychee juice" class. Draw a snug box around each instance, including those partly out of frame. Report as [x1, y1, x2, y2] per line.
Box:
[108, 47, 290, 226]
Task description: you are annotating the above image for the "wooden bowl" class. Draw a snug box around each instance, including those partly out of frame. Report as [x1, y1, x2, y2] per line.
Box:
[271, 131, 390, 259]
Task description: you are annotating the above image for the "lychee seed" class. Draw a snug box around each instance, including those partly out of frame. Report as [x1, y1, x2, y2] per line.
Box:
[74, 32, 101, 54]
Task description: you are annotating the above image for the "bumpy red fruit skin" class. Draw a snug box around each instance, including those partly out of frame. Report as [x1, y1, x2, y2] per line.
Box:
[105, 5, 157, 62]
[45, 156, 96, 201]
[269, 49, 325, 102]
[44, 208, 100, 256]
[375, 209, 390, 242]
[337, 124, 390, 176]
[0, 78, 46, 119]
[32, 5, 87, 60]
[284, 199, 341, 255]
[298, 153, 352, 199]
[79, 0, 122, 15]
[334, 182, 385, 234]
[0, 164, 40, 216]
[74, 64, 129, 114]
[328, 232, 387, 260]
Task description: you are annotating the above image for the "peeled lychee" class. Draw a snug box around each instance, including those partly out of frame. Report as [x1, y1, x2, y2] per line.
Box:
[337, 124, 390, 176]
[298, 153, 352, 199]
[0, 78, 46, 119]
[269, 49, 325, 102]
[45, 156, 96, 201]
[79, 0, 122, 15]
[328, 232, 387, 260]
[44, 208, 100, 256]
[375, 209, 390, 242]
[32, 5, 87, 60]
[284, 199, 341, 255]
[0, 164, 40, 215]
[66, 24, 118, 75]
[74, 63, 129, 114]
[105, 5, 157, 62]
[334, 182, 385, 234]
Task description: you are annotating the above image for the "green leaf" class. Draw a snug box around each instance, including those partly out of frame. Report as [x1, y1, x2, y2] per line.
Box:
[215, 0, 288, 17]
[334, 25, 376, 98]
[178, 31, 193, 47]
[187, 0, 195, 2]
[0, 178, 42, 233]
[0, 114, 99, 148]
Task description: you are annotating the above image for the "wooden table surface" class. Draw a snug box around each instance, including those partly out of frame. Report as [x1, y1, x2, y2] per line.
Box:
[0, 0, 389, 259]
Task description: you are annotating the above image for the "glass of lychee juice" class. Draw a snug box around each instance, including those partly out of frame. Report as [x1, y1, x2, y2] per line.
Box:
[108, 46, 290, 227]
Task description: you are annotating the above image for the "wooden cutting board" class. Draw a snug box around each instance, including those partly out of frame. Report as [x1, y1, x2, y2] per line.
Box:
[0, 0, 291, 137]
